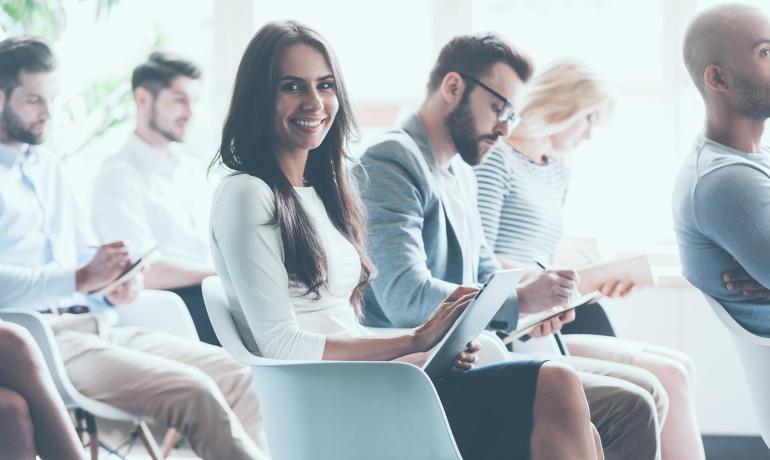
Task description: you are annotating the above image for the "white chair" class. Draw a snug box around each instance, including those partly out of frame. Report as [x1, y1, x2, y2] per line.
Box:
[701, 293, 770, 449]
[0, 290, 197, 460]
[201, 276, 464, 460]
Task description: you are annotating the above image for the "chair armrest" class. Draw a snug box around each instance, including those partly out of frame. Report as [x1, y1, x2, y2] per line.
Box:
[113, 290, 198, 341]
[510, 334, 563, 355]
[475, 330, 511, 365]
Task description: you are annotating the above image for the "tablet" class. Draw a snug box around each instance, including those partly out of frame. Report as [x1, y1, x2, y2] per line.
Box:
[422, 269, 525, 378]
[89, 246, 158, 296]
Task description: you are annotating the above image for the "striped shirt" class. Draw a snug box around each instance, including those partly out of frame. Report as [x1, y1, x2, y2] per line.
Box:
[474, 141, 570, 267]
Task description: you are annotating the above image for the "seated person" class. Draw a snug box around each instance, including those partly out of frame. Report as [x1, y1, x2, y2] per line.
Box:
[91, 52, 217, 345]
[0, 319, 83, 460]
[0, 36, 267, 460]
[358, 33, 661, 460]
[209, 20, 604, 460]
[674, 4, 770, 336]
[475, 60, 703, 460]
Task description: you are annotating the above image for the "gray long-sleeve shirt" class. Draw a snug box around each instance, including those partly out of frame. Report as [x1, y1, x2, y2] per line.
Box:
[673, 134, 770, 336]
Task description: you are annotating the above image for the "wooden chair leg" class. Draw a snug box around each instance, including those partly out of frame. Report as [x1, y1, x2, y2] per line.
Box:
[137, 420, 164, 460]
[84, 412, 99, 460]
[160, 428, 180, 458]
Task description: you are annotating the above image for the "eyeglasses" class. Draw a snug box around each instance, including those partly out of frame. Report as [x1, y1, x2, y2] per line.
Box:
[459, 73, 519, 126]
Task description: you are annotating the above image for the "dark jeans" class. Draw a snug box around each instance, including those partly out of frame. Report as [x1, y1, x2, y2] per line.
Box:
[169, 284, 221, 346]
[433, 360, 545, 460]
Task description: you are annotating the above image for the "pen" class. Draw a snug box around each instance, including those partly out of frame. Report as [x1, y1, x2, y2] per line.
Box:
[518, 260, 549, 342]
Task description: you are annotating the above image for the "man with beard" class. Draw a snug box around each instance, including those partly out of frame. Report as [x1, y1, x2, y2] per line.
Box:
[358, 33, 663, 459]
[675, 4, 770, 336]
[91, 52, 218, 345]
[0, 37, 269, 459]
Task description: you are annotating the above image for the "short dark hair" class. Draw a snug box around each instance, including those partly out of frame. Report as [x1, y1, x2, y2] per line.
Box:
[131, 51, 201, 93]
[427, 33, 532, 92]
[0, 36, 56, 96]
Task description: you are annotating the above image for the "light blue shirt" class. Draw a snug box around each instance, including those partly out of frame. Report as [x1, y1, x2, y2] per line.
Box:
[673, 134, 770, 336]
[0, 143, 105, 311]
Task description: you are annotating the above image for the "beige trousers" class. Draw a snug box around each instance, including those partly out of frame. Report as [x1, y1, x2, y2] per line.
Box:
[564, 334, 705, 460]
[517, 347, 666, 460]
[45, 313, 269, 460]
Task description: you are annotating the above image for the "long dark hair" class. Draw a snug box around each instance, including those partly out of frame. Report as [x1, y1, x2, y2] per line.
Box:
[211, 20, 373, 315]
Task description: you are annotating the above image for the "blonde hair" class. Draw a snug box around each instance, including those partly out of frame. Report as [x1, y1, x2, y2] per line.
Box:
[509, 60, 613, 150]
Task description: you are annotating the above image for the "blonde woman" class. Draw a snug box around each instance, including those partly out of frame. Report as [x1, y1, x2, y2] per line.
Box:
[474, 61, 705, 460]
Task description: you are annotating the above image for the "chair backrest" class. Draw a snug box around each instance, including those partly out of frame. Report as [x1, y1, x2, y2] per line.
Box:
[255, 360, 463, 460]
[701, 293, 770, 448]
[201, 276, 265, 365]
[0, 309, 80, 407]
[0, 309, 137, 419]
[201, 276, 463, 460]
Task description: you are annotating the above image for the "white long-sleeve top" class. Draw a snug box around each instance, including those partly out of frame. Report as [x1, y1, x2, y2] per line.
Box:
[210, 174, 366, 360]
[91, 135, 213, 270]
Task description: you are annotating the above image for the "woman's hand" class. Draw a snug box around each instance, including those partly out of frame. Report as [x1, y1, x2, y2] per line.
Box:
[598, 280, 635, 298]
[412, 286, 479, 352]
[451, 340, 481, 373]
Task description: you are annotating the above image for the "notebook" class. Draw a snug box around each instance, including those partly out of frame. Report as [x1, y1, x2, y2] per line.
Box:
[89, 246, 158, 296]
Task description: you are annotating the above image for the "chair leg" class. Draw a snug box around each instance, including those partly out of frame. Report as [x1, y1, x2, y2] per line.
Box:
[84, 412, 99, 460]
[137, 420, 164, 460]
[74, 408, 87, 444]
[160, 428, 180, 458]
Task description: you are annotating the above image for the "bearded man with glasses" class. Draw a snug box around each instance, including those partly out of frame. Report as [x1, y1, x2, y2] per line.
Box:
[357, 33, 662, 460]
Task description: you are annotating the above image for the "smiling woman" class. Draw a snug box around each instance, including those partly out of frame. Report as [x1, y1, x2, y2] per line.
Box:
[212, 20, 371, 309]
[273, 43, 339, 184]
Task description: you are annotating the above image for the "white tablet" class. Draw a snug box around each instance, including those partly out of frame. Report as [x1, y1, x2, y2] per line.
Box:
[422, 269, 525, 378]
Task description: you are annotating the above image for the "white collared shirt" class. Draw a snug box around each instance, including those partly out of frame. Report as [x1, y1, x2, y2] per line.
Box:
[91, 134, 213, 270]
[0, 143, 103, 311]
[432, 156, 482, 286]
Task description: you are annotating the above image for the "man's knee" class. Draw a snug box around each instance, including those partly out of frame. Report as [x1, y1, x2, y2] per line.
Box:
[583, 374, 659, 435]
[612, 382, 659, 434]
[622, 367, 670, 425]
[173, 367, 223, 405]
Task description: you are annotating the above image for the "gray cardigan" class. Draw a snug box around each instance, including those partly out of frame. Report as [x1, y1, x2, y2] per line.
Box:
[357, 113, 519, 330]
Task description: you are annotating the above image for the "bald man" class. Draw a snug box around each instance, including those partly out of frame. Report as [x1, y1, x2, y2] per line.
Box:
[674, 3, 770, 335]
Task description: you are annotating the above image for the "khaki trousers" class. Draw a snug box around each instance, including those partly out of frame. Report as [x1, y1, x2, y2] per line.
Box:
[517, 349, 666, 460]
[564, 334, 705, 460]
[45, 313, 269, 460]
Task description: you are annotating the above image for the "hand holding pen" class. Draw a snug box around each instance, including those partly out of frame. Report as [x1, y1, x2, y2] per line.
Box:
[523, 260, 578, 338]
